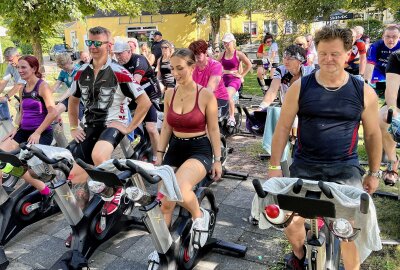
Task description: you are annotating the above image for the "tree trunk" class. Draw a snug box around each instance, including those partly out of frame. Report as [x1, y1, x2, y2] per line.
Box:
[31, 35, 45, 74]
[210, 15, 221, 50]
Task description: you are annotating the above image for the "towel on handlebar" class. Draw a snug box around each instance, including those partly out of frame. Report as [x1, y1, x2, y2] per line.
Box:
[251, 177, 382, 263]
[262, 106, 290, 162]
[19, 144, 75, 168]
[95, 159, 183, 202]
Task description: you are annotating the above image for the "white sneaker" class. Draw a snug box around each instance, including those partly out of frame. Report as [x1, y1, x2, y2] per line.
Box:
[227, 118, 236, 127]
[191, 207, 210, 249]
[148, 250, 160, 270]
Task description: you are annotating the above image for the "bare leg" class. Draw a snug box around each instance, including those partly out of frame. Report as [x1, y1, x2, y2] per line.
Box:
[227, 87, 236, 120]
[284, 216, 306, 259]
[341, 241, 360, 270]
[145, 122, 160, 160]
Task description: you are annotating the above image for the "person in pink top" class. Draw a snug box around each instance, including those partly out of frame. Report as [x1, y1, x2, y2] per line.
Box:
[217, 33, 252, 126]
[189, 40, 230, 119]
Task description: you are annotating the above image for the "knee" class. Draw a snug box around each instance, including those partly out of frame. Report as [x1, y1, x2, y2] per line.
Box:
[257, 68, 263, 77]
[161, 200, 175, 214]
[91, 151, 107, 166]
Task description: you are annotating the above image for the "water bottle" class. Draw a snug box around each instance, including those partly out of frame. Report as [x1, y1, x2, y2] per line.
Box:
[0, 162, 25, 177]
[125, 186, 151, 205]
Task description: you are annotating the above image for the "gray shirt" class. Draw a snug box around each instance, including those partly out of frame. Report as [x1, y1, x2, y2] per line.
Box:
[2, 64, 25, 85]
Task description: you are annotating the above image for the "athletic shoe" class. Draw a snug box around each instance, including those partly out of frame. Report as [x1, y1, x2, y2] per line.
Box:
[286, 246, 306, 270]
[191, 207, 210, 249]
[147, 250, 160, 270]
[227, 117, 236, 127]
[102, 187, 124, 215]
[65, 233, 72, 248]
[383, 158, 399, 186]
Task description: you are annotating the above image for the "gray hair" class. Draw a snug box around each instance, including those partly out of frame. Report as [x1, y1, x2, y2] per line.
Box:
[4, 47, 18, 58]
[353, 26, 364, 36]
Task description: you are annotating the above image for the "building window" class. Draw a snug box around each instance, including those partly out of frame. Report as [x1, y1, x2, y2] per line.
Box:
[127, 26, 158, 42]
[284, 21, 298, 34]
[243, 22, 257, 36]
[264, 20, 278, 35]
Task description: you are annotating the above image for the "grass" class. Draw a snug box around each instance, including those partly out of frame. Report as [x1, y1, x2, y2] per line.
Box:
[242, 71, 264, 97]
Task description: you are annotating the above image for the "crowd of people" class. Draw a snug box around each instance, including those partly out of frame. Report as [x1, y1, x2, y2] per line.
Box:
[0, 23, 399, 269]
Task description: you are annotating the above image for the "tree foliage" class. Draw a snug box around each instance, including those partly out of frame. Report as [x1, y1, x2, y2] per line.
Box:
[347, 19, 384, 41]
[0, 0, 160, 70]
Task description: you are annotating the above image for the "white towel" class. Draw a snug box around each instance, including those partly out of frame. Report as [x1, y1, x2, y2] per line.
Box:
[251, 177, 382, 263]
[95, 159, 183, 202]
[19, 144, 74, 167]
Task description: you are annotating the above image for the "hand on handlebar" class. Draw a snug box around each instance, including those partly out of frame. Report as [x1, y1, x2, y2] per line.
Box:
[71, 128, 86, 143]
[267, 168, 283, 179]
[362, 175, 379, 194]
[211, 161, 222, 181]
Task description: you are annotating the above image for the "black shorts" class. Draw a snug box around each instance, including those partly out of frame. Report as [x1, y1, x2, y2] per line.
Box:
[14, 128, 53, 145]
[144, 104, 158, 123]
[61, 98, 85, 120]
[217, 99, 229, 119]
[289, 162, 364, 190]
[68, 126, 124, 165]
[163, 134, 213, 172]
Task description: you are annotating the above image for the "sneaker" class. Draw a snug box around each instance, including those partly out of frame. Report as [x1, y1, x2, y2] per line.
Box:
[102, 187, 124, 215]
[147, 250, 159, 270]
[191, 207, 210, 249]
[286, 246, 306, 270]
[65, 233, 72, 248]
[227, 118, 236, 127]
[383, 158, 399, 186]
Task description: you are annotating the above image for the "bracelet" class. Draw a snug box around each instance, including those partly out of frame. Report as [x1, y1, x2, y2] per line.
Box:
[157, 150, 166, 154]
[70, 126, 78, 131]
[268, 165, 282, 170]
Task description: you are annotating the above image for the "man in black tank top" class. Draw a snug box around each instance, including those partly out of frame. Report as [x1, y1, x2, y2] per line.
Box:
[114, 40, 161, 163]
[267, 26, 382, 270]
[379, 51, 400, 185]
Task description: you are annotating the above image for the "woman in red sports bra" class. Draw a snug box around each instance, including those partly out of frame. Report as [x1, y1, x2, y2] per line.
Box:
[155, 48, 221, 257]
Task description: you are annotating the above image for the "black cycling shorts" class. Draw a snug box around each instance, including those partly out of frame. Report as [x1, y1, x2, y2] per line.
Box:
[68, 126, 124, 165]
[163, 134, 213, 172]
[14, 128, 53, 145]
[144, 104, 158, 123]
[289, 162, 364, 190]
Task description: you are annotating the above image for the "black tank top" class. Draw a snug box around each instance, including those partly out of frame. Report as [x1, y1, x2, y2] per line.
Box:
[294, 73, 364, 166]
[159, 56, 175, 87]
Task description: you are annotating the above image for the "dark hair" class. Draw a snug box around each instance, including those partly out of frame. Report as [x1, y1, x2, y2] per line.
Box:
[171, 48, 195, 66]
[88, 26, 111, 40]
[188, 40, 208, 55]
[361, 34, 370, 43]
[314, 25, 353, 51]
[263, 33, 274, 44]
[19, 55, 42, 78]
[284, 45, 307, 61]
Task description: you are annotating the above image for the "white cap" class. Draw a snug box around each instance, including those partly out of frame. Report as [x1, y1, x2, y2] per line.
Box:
[113, 40, 130, 53]
[222, 33, 235, 43]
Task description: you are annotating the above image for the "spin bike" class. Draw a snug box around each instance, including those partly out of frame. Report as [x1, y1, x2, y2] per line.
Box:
[0, 145, 61, 269]
[79, 158, 247, 269]
[253, 178, 371, 270]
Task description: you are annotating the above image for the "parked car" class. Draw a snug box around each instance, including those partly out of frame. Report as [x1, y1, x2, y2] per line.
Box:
[49, 44, 77, 61]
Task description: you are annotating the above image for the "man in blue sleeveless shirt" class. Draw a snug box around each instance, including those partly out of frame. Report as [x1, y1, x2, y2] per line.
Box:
[268, 26, 382, 270]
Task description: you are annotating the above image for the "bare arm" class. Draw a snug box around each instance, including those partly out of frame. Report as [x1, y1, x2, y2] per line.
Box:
[68, 96, 80, 128]
[206, 75, 222, 93]
[307, 54, 315, 66]
[148, 54, 155, 67]
[205, 91, 221, 158]
[260, 78, 281, 107]
[359, 54, 367, 75]
[0, 79, 8, 93]
[1, 83, 23, 101]
[361, 84, 382, 193]
[158, 89, 174, 153]
[127, 93, 151, 133]
[364, 63, 374, 83]
[35, 82, 57, 135]
[385, 73, 400, 110]
[156, 58, 162, 80]
[268, 80, 301, 176]
[51, 80, 63, 93]
[237, 51, 252, 78]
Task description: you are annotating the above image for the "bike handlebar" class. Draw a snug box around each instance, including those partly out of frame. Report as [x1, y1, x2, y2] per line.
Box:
[20, 143, 64, 165]
[125, 159, 162, 184]
[252, 179, 267, 198]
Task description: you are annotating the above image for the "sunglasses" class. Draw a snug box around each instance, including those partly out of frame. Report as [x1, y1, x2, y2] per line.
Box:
[85, 40, 109, 48]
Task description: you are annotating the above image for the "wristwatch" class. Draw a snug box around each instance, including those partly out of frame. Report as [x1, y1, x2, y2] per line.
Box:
[367, 170, 382, 178]
[214, 156, 222, 162]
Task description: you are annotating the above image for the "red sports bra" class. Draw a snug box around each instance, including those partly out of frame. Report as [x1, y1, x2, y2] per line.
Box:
[166, 86, 206, 133]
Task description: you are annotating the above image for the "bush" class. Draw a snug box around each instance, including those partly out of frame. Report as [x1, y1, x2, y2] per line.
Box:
[346, 19, 384, 42]
[18, 43, 33, 55]
[233, 32, 251, 46]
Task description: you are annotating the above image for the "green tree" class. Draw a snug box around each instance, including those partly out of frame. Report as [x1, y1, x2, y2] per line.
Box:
[347, 19, 384, 41]
[0, 0, 159, 71]
[162, 0, 260, 48]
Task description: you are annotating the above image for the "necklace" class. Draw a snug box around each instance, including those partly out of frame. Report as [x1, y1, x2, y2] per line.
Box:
[317, 71, 348, 91]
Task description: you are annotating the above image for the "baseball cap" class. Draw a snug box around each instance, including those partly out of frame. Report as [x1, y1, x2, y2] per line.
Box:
[222, 33, 235, 43]
[154, 31, 162, 36]
[113, 40, 130, 53]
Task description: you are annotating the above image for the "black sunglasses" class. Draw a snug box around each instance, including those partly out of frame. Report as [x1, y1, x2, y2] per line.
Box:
[85, 40, 109, 48]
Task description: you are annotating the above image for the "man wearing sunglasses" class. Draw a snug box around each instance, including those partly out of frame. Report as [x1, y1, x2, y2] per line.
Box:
[0, 47, 25, 102]
[113, 39, 161, 164]
[67, 26, 151, 218]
